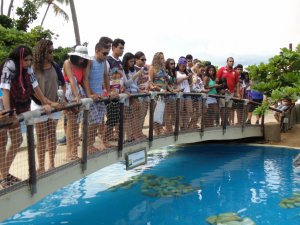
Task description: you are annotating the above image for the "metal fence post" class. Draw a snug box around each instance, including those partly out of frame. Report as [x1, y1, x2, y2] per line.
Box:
[81, 109, 89, 172]
[223, 95, 230, 134]
[80, 98, 93, 172]
[118, 94, 128, 157]
[26, 122, 37, 195]
[174, 93, 181, 141]
[241, 99, 249, 132]
[200, 94, 206, 137]
[118, 101, 124, 156]
[148, 92, 155, 147]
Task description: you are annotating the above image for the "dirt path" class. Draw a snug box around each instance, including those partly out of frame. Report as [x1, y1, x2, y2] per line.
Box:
[266, 123, 300, 148]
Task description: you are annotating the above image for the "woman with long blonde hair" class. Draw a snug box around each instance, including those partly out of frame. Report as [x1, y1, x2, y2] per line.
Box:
[148, 52, 168, 135]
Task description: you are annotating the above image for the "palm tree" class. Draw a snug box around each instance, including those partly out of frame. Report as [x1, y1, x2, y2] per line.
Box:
[7, 0, 15, 17]
[34, 0, 70, 26]
[1, 0, 4, 15]
[69, 0, 80, 45]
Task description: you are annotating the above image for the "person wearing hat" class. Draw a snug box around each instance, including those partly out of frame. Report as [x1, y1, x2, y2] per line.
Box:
[63, 45, 91, 160]
[176, 56, 193, 131]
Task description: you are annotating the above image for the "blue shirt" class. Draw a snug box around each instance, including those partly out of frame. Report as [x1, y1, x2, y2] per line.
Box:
[250, 90, 263, 100]
[89, 58, 105, 95]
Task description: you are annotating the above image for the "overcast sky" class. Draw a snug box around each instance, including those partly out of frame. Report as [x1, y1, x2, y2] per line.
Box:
[7, 0, 300, 66]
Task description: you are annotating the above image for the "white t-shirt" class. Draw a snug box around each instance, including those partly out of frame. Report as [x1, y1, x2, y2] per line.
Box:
[0, 60, 38, 90]
[176, 71, 190, 93]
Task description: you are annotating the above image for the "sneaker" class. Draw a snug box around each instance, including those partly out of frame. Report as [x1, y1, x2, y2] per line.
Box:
[255, 120, 259, 125]
[57, 136, 66, 145]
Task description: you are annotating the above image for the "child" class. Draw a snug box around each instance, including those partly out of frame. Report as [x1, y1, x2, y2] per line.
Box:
[274, 97, 292, 122]
[110, 68, 125, 94]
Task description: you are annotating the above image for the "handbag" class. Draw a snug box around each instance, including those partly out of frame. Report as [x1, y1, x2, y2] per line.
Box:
[153, 96, 165, 125]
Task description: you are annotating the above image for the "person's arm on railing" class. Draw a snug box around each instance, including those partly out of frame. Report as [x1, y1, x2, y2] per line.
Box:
[63, 60, 80, 103]
[148, 66, 160, 91]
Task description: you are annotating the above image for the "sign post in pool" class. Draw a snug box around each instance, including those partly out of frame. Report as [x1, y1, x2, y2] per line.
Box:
[125, 148, 147, 170]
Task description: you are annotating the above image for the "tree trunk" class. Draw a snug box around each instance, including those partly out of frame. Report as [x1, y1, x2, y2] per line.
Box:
[7, 0, 14, 17]
[1, 0, 4, 15]
[41, 3, 51, 26]
[69, 0, 81, 45]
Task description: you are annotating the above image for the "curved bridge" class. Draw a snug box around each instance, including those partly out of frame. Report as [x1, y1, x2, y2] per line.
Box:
[0, 93, 290, 221]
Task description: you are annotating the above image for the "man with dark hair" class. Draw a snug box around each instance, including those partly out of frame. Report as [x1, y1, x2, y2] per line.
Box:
[186, 54, 193, 72]
[105, 38, 126, 143]
[216, 57, 240, 125]
[82, 41, 111, 151]
[99, 36, 113, 45]
[107, 38, 125, 75]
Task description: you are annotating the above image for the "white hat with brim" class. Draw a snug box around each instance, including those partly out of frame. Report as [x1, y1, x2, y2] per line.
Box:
[68, 45, 92, 60]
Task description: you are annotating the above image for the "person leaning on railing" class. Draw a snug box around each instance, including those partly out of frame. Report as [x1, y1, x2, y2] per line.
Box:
[176, 56, 193, 131]
[165, 58, 180, 134]
[274, 97, 292, 123]
[190, 63, 208, 129]
[149, 52, 168, 135]
[32, 39, 66, 174]
[134, 51, 149, 139]
[0, 45, 54, 188]
[203, 65, 221, 127]
[63, 46, 91, 160]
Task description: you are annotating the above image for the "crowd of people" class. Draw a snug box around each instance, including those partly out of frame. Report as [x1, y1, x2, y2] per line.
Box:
[0, 36, 290, 188]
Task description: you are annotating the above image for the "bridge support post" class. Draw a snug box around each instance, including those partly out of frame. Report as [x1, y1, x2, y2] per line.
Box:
[148, 92, 155, 147]
[26, 122, 37, 195]
[200, 94, 206, 137]
[174, 93, 181, 141]
[118, 102, 124, 157]
[81, 108, 89, 172]
[242, 100, 249, 132]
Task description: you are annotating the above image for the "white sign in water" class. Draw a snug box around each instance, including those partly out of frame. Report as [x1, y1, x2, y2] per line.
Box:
[126, 148, 147, 170]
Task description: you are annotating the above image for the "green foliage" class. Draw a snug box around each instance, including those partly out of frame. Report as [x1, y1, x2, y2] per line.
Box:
[0, 15, 14, 29]
[247, 44, 300, 102]
[53, 46, 72, 68]
[0, 0, 73, 67]
[15, 0, 38, 31]
[0, 25, 54, 62]
[254, 100, 270, 117]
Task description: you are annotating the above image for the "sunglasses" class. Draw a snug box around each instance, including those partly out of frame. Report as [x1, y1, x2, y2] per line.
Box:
[102, 52, 109, 56]
[170, 63, 175, 65]
[140, 58, 146, 61]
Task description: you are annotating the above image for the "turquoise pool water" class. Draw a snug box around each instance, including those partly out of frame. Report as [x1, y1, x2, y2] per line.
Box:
[2, 144, 300, 225]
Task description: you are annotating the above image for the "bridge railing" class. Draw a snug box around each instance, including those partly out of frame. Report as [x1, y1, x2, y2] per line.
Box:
[0, 93, 284, 195]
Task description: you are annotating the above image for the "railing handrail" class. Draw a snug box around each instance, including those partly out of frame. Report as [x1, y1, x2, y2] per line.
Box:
[0, 93, 285, 129]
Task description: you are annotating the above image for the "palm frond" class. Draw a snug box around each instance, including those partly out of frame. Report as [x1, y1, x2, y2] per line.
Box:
[52, 3, 69, 21]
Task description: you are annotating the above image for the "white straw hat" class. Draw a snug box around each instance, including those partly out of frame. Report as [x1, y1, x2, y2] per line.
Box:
[68, 45, 92, 60]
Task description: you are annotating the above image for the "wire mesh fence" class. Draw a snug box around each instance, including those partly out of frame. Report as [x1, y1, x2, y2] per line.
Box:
[0, 93, 283, 194]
